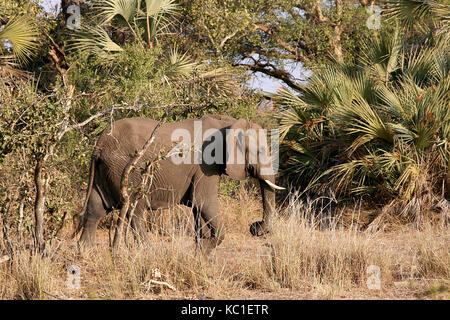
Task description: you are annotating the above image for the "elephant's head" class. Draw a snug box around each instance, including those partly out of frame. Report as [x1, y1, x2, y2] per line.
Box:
[224, 118, 284, 236]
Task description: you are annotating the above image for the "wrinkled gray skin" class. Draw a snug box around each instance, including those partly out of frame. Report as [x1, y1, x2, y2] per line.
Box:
[75, 115, 280, 251]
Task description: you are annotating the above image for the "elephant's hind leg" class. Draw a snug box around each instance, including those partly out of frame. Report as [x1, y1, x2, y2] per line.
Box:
[129, 199, 149, 245]
[79, 188, 107, 247]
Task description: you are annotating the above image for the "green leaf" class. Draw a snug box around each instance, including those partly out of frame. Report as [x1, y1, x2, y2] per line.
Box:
[97, 0, 138, 24]
[0, 16, 39, 66]
[68, 25, 123, 59]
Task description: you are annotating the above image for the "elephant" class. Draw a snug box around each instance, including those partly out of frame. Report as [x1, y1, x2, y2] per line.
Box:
[74, 114, 285, 251]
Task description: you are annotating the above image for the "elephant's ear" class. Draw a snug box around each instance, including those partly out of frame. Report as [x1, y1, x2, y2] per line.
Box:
[225, 118, 248, 180]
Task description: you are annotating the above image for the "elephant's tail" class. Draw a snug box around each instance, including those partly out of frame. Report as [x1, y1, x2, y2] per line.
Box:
[71, 154, 96, 239]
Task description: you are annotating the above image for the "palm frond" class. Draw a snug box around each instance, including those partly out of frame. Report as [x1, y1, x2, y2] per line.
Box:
[274, 87, 304, 109]
[349, 70, 378, 105]
[96, 0, 138, 24]
[390, 123, 417, 144]
[384, 0, 445, 33]
[302, 66, 341, 108]
[196, 66, 242, 98]
[404, 45, 437, 86]
[394, 163, 421, 199]
[68, 25, 123, 59]
[143, 0, 179, 17]
[430, 41, 450, 81]
[278, 1, 449, 200]
[0, 16, 39, 65]
[324, 158, 373, 195]
[162, 47, 196, 80]
[278, 108, 309, 140]
[377, 85, 407, 119]
[360, 28, 403, 81]
[337, 94, 394, 155]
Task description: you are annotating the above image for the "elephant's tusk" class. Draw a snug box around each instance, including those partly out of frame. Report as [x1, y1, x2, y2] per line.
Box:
[264, 179, 286, 190]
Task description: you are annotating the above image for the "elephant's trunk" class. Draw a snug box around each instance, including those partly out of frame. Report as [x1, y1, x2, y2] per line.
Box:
[250, 177, 277, 236]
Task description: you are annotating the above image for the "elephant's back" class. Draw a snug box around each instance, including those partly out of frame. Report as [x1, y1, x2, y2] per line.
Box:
[113, 117, 160, 136]
[104, 117, 196, 141]
[95, 117, 160, 161]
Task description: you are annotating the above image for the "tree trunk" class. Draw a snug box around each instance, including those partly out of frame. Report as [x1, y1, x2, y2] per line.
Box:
[445, 167, 450, 200]
[33, 158, 49, 251]
[17, 196, 25, 242]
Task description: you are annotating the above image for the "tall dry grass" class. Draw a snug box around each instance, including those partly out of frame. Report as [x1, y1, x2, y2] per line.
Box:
[0, 186, 448, 299]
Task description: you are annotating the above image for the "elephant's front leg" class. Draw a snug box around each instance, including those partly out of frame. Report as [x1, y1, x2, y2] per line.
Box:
[194, 202, 224, 253]
[192, 176, 224, 253]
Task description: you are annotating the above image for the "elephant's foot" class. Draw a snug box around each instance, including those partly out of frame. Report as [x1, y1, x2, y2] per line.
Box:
[78, 230, 97, 250]
[250, 220, 271, 237]
[196, 236, 224, 255]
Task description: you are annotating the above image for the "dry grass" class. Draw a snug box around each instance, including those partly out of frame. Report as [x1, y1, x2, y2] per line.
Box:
[0, 186, 449, 300]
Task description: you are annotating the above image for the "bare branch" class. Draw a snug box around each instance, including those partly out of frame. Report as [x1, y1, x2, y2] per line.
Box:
[313, 0, 335, 26]
[113, 120, 165, 250]
[145, 279, 177, 291]
[253, 23, 311, 64]
[236, 61, 305, 92]
[255, 24, 295, 55]
[358, 0, 376, 6]
[58, 106, 125, 139]
[219, 30, 240, 49]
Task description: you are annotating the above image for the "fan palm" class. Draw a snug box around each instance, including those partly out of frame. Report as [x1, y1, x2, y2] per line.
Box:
[384, 0, 450, 35]
[69, 0, 180, 59]
[0, 16, 38, 77]
[276, 0, 449, 200]
[68, 0, 239, 93]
